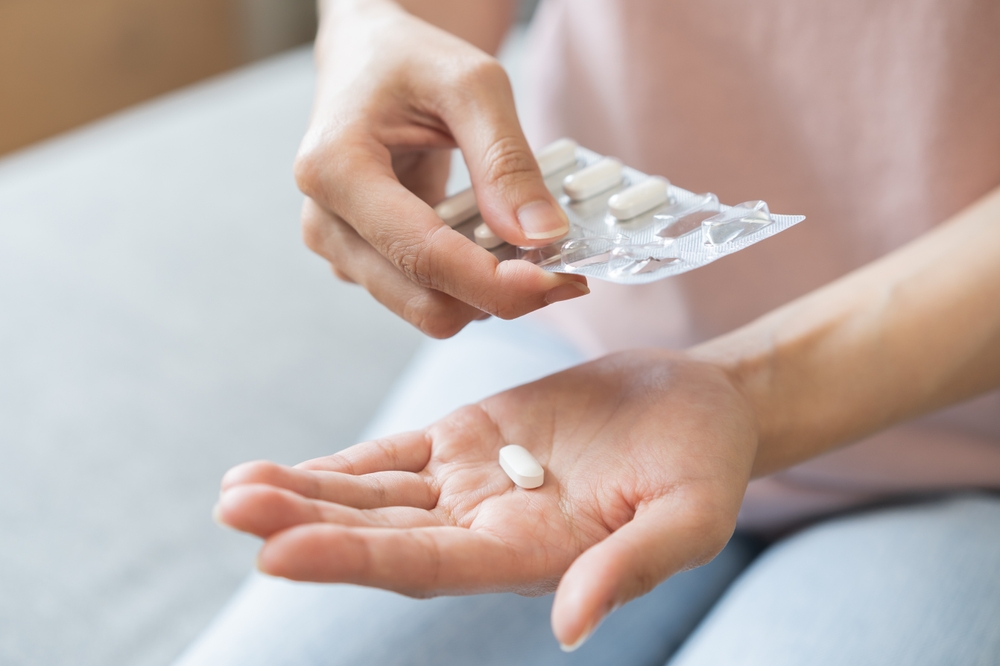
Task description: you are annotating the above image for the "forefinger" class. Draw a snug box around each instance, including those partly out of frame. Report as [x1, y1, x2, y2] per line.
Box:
[296, 431, 433, 475]
[311, 145, 585, 320]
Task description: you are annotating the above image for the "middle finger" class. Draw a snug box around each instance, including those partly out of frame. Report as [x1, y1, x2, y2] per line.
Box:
[216, 484, 442, 538]
[223, 461, 438, 510]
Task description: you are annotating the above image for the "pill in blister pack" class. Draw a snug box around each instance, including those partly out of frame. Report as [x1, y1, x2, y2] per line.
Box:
[608, 177, 670, 220]
[435, 139, 806, 285]
[563, 158, 623, 201]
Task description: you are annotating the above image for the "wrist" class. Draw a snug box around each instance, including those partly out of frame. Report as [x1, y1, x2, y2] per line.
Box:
[315, 0, 403, 59]
[687, 330, 784, 478]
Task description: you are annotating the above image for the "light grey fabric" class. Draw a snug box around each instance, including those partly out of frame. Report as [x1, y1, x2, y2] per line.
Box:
[670, 495, 1000, 666]
[173, 542, 759, 666]
[0, 25, 535, 665]
[173, 318, 762, 666]
[0, 48, 422, 666]
[174, 320, 1000, 666]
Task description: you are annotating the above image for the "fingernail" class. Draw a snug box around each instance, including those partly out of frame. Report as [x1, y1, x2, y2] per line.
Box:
[545, 281, 589, 304]
[558, 601, 617, 653]
[517, 200, 569, 240]
[559, 615, 601, 652]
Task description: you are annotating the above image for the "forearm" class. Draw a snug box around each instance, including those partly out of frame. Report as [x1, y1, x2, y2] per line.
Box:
[691, 185, 1000, 477]
[318, 0, 516, 54]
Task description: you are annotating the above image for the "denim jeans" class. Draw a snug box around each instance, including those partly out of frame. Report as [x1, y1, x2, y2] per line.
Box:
[175, 319, 1000, 666]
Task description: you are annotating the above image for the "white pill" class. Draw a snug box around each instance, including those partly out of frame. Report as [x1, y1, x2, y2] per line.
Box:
[474, 222, 504, 249]
[535, 138, 579, 177]
[608, 177, 671, 220]
[562, 158, 623, 202]
[434, 188, 478, 228]
[498, 445, 544, 489]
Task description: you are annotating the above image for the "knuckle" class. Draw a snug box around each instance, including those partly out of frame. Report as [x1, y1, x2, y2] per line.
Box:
[300, 210, 327, 254]
[402, 292, 467, 339]
[415, 310, 467, 339]
[323, 453, 356, 475]
[294, 132, 358, 203]
[373, 438, 402, 470]
[480, 134, 538, 192]
[378, 227, 437, 287]
[414, 529, 443, 587]
[468, 280, 517, 320]
[330, 266, 354, 283]
[451, 55, 508, 94]
[489, 297, 522, 320]
[293, 146, 325, 200]
[390, 238, 430, 286]
[301, 204, 354, 272]
[365, 476, 389, 507]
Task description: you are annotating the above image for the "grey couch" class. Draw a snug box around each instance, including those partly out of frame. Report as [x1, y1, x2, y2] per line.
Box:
[0, 47, 424, 665]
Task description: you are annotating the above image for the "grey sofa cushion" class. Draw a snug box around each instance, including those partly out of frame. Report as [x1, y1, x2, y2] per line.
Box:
[0, 48, 422, 666]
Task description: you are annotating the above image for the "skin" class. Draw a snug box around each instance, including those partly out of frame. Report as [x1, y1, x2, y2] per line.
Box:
[217, 0, 1000, 652]
[297, 0, 588, 339]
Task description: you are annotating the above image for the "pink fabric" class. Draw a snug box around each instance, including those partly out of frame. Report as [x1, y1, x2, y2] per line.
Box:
[521, 0, 1000, 529]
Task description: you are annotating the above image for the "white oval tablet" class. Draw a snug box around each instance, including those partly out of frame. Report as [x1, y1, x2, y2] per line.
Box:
[608, 177, 671, 220]
[498, 444, 544, 489]
[562, 158, 623, 202]
[535, 138, 579, 177]
[474, 222, 504, 249]
[434, 188, 478, 228]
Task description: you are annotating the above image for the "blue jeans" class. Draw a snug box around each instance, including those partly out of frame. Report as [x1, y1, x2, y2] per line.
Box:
[175, 320, 1000, 666]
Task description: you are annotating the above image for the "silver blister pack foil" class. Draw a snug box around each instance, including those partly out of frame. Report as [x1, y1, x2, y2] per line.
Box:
[441, 143, 806, 285]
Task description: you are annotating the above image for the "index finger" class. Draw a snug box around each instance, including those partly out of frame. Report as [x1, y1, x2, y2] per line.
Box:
[314, 146, 586, 319]
[296, 431, 432, 475]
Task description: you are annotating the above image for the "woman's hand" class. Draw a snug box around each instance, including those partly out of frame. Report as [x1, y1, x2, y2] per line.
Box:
[216, 351, 758, 649]
[296, 1, 588, 339]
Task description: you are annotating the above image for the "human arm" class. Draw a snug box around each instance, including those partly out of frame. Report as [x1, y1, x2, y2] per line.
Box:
[695, 183, 1000, 477]
[216, 185, 1000, 648]
[297, 0, 586, 339]
[385, 0, 515, 53]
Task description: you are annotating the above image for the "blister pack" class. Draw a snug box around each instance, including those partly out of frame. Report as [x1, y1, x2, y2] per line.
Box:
[435, 139, 806, 285]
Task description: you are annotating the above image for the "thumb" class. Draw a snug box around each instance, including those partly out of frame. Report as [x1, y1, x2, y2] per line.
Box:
[443, 62, 569, 247]
[550, 495, 736, 652]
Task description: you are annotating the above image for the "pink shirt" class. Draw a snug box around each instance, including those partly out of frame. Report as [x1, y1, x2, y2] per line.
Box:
[523, 0, 1000, 530]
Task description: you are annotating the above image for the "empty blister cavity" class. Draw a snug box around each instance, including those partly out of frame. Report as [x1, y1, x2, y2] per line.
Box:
[560, 237, 617, 271]
[655, 193, 721, 240]
[609, 244, 684, 277]
[435, 143, 805, 285]
[536, 138, 579, 177]
[702, 200, 773, 245]
[474, 223, 504, 249]
[435, 188, 478, 228]
[498, 445, 544, 489]
[563, 158, 623, 202]
[517, 241, 564, 268]
[608, 177, 671, 221]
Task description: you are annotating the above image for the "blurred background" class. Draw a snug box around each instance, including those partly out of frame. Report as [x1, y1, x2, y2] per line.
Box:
[0, 0, 539, 156]
[0, 0, 318, 156]
[0, 1, 535, 665]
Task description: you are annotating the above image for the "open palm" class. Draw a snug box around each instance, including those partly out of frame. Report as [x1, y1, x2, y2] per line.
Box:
[217, 350, 758, 646]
